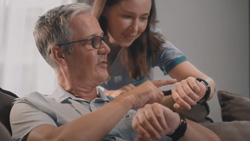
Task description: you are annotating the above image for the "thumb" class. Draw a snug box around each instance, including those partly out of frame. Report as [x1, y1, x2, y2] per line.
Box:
[173, 103, 181, 110]
[152, 79, 177, 87]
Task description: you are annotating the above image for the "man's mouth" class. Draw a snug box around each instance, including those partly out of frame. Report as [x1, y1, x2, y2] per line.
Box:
[98, 60, 108, 68]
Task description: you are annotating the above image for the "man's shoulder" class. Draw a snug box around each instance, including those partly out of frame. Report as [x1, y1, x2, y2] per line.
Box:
[14, 92, 52, 105]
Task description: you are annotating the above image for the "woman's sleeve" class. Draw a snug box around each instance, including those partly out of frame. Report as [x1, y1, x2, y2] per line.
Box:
[155, 40, 187, 75]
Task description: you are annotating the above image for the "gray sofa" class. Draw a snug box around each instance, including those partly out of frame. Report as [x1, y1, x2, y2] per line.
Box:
[0, 88, 249, 141]
[202, 91, 250, 141]
[0, 87, 18, 140]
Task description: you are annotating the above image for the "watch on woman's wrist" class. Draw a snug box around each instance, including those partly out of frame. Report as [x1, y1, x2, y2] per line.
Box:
[196, 78, 211, 104]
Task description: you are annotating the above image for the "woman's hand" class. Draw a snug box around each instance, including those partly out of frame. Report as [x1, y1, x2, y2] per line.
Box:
[171, 77, 206, 110]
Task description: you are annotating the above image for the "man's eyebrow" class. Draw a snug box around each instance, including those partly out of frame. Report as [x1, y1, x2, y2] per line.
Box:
[84, 32, 104, 39]
[94, 32, 104, 36]
[99, 32, 104, 36]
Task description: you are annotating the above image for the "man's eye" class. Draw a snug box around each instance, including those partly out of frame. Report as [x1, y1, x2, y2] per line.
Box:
[80, 40, 90, 46]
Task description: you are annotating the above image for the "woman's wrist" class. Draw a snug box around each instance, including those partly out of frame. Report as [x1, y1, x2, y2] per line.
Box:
[196, 78, 211, 104]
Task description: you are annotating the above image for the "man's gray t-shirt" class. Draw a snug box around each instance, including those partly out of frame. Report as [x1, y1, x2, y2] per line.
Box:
[10, 85, 171, 141]
[10, 85, 138, 140]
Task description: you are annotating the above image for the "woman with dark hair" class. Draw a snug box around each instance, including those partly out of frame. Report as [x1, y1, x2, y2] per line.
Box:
[92, 0, 216, 110]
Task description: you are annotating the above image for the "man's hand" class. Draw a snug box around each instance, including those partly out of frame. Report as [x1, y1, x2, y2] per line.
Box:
[132, 103, 180, 140]
[104, 84, 135, 97]
[171, 77, 206, 110]
[119, 80, 176, 110]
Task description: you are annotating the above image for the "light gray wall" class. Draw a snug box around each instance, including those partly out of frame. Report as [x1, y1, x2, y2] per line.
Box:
[153, 0, 249, 122]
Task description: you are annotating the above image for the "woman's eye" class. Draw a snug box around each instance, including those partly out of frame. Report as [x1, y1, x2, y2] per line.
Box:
[122, 15, 132, 19]
[140, 16, 148, 21]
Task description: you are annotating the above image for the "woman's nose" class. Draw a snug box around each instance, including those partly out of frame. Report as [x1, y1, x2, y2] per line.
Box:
[129, 20, 139, 32]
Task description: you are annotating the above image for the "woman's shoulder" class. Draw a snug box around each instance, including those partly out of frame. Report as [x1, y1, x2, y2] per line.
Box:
[151, 27, 178, 49]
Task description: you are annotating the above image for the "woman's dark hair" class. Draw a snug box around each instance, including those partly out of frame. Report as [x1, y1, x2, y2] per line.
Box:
[98, 0, 165, 79]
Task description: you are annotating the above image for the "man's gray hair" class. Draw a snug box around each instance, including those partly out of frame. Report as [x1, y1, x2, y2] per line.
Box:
[33, 3, 91, 68]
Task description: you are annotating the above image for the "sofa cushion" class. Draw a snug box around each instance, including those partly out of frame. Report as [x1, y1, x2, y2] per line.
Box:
[202, 121, 250, 141]
[0, 122, 11, 141]
[0, 87, 18, 135]
[218, 90, 250, 121]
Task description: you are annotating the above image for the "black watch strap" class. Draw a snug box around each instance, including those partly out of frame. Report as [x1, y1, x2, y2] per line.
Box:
[196, 78, 211, 104]
[168, 113, 187, 141]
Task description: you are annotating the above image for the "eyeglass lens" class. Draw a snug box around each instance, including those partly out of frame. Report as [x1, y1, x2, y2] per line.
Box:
[92, 36, 103, 49]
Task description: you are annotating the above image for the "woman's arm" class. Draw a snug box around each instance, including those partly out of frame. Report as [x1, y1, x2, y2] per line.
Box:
[167, 61, 216, 110]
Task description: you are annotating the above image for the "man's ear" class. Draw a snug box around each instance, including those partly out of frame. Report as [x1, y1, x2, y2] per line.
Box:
[51, 46, 67, 66]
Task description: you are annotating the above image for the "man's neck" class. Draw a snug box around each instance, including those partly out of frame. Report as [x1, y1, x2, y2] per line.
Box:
[65, 85, 98, 101]
[58, 81, 98, 102]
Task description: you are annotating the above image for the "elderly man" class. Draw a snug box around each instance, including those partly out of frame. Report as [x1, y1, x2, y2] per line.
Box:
[10, 3, 219, 141]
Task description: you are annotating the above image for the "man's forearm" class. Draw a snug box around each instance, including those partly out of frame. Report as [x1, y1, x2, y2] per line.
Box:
[28, 97, 133, 141]
[179, 120, 220, 141]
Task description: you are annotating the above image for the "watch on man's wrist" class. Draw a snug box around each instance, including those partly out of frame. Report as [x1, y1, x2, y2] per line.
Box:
[168, 113, 187, 141]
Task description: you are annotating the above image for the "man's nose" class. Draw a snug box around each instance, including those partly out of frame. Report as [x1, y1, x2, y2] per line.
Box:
[98, 41, 110, 54]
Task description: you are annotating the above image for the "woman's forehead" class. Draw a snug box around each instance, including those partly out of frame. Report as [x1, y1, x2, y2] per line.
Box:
[110, 0, 152, 14]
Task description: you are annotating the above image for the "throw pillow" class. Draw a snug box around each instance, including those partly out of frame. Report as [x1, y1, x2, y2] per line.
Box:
[0, 87, 18, 135]
[218, 90, 250, 121]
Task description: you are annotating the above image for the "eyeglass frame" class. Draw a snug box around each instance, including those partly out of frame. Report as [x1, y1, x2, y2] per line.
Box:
[48, 36, 104, 54]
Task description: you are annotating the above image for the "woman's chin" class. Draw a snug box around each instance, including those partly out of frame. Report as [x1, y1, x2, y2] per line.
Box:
[120, 42, 132, 48]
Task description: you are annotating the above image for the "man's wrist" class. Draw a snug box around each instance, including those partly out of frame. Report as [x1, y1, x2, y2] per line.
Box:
[168, 113, 187, 141]
[114, 94, 134, 109]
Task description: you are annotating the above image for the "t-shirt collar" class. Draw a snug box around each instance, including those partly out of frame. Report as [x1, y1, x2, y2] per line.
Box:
[49, 84, 110, 103]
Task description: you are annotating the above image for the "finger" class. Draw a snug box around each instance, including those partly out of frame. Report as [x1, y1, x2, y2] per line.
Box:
[154, 87, 165, 103]
[196, 81, 207, 98]
[147, 82, 164, 103]
[151, 104, 168, 134]
[152, 79, 177, 87]
[173, 103, 181, 110]
[176, 83, 196, 106]
[188, 79, 200, 94]
[144, 105, 165, 135]
[133, 115, 151, 138]
[182, 83, 200, 103]
[137, 108, 162, 139]
[122, 83, 135, 91]
[172, 88, 191, 110]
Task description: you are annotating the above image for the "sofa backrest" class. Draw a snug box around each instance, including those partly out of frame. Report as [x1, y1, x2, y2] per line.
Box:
[0, 121, 11, 141]
[0, 87, 18, 135]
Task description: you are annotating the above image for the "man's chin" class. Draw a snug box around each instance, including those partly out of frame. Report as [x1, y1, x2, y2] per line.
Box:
[98, 74, 109, 84]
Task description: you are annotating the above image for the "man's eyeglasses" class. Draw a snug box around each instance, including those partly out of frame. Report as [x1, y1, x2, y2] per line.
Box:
[49, 36, 104, 54]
